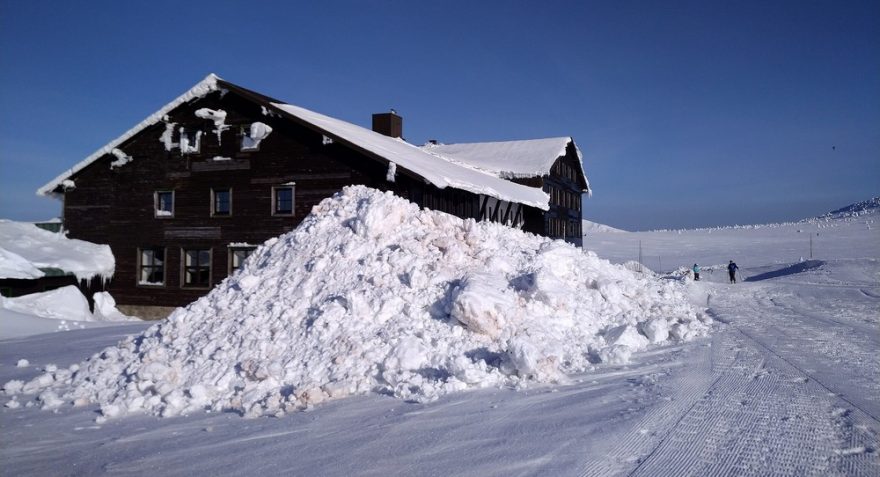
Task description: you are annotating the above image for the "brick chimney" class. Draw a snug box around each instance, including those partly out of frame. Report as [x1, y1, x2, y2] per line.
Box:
[372, 110, 403, 138]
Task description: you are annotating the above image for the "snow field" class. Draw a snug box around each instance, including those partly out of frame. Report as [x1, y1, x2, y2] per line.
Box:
[4, 186, 709, 420]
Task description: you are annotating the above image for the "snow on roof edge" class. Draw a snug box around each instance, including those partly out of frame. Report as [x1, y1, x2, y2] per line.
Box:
[269, 102, 550, 210]
[36, 74, 222, 197]
[574, 142, 592, 197]
[424, 137, 591, 195]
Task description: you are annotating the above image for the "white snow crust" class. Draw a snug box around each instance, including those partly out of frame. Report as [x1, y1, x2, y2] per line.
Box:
[241, 122, 273, 150]
[0, 220, 114, 281]
[271, 103, 551, 210]
[108, 149, 132, 169]
[195, 108, 228, 143]
[0, 287, 136, 328]
[423, 137, 588, 189]
[1, 286, 93, 322]
[8, 186, 707, 420]
[37, 74, 220, 196]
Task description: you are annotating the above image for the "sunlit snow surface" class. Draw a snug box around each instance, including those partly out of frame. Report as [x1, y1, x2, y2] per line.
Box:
[0, 220, 114, 281]
[1, 195, 878, 476]
[2, 186, 707, 420]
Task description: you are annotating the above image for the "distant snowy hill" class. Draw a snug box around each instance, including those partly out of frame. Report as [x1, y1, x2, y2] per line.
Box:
[816, 197, 880, 220]
[582, 218, 626, 233]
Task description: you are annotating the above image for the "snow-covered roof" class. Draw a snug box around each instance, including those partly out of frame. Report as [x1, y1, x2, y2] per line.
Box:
[422, 138, 591, 192]
[270, 103, 550, 209]
[38, 73, 555, 209]
[0, 220, 114, 281]
[36, 74, 221, 197]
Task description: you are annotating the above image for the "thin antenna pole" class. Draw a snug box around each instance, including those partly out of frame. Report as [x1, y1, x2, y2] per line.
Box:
[638, 240, 643, 273]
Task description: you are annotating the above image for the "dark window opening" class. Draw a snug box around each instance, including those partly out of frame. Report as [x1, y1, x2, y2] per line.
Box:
[212, 188, 231, 216]
[272, 186, 294, 216]
[155, 191, 174, 217]
[183, 249, 211, 287]
[139, 247, 165, 286]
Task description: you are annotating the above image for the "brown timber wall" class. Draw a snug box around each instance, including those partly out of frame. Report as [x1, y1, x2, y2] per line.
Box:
[61, 88, 506, 311]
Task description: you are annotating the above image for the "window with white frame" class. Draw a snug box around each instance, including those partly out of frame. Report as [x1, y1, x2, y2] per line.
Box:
[182, 248, 211, 288]
[211, 188, 232, 217]
[272, 185, 294, 216]
[138, 247, 166, 286]
[228, 246, 257, 274]
[154, 191, 174, 218]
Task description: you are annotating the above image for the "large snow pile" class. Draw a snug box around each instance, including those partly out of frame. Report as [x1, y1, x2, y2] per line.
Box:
[0, 220, 114, 280]
[3, 186, 709, 420]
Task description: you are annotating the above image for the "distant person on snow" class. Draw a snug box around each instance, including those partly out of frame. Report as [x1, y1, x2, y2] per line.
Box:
[692, 264, 700, 281]
[727, 260, 739, 283]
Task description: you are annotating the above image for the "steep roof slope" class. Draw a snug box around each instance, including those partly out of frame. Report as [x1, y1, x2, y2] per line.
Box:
[37, 74, 551, 210]
[270, 103, 550, 209]
[37, 74, 222, 197]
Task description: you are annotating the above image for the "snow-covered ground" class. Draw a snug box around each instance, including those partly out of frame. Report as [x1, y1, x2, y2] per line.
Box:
[1, 193, 878, 476]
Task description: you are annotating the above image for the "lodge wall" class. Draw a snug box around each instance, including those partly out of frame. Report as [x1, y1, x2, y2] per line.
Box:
[61, 88, 506, 313]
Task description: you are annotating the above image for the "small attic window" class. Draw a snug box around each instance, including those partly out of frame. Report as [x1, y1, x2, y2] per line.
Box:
[154, 191, 174, 218]
[180, 128, 202, 154]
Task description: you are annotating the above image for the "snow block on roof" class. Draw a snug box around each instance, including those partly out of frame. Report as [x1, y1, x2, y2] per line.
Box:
[7, 186, 708, 420]
[0, 220, 114, 281]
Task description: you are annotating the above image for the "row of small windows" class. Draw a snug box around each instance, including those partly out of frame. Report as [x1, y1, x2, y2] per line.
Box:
[548, 186, 581, 212]
[177, 125, 264, 155]
[138, 246, 256, 288]
[154, 186, 294, 218]
[548, 217, 582, 239]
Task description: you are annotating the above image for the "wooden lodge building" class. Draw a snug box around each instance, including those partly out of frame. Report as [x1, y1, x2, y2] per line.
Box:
[38, 74, 591, 319]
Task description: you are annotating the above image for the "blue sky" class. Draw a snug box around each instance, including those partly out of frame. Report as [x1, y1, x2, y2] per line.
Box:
[1, 0, 877, 230]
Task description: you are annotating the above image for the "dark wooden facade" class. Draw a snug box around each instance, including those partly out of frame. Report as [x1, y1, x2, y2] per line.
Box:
[50, 80, 586, 316]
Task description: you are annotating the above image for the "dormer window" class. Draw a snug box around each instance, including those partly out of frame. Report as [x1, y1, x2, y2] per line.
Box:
[180, 128, 202, 154]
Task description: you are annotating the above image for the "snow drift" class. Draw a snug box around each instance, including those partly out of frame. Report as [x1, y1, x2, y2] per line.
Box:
[0, 220, 114, 281]
[4, 186, 709, 420]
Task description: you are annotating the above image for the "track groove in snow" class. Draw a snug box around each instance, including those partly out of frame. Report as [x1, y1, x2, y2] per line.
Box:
[631, 329, 879, 476]
[577, 342, 717, 476]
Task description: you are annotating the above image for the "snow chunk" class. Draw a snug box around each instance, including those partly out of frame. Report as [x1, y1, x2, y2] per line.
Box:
[241, 122, 273, 150]
[109, 149, 132, 169]
[159, 122, 177, 151]
[7, 186, 707, 420]
[16, 359, 29, 368]
[386, 162, 397, 182]
[92, 292, 137, 321]
[195, 108, 229, 143]
[1, 286, 93, 322]
[180, 129, 202, 154]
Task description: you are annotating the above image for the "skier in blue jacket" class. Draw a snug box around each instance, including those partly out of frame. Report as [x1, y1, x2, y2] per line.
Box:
[727, 260, 739, 283]
[692, 264, 701, 281]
